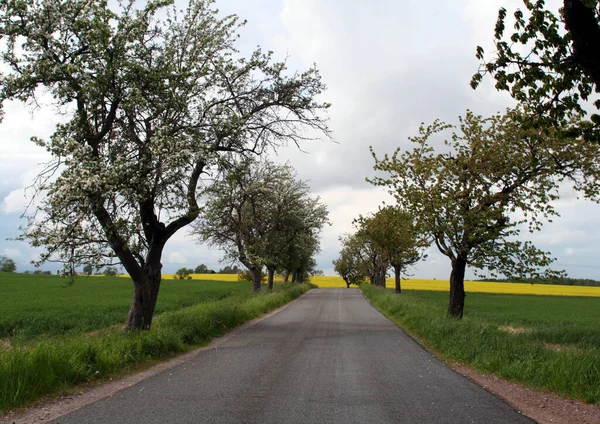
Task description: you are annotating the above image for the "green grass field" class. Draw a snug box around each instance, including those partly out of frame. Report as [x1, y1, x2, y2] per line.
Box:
[0, 272, 249, 340]
[0, 272, 310, 412]
[361, 285, 600, 406]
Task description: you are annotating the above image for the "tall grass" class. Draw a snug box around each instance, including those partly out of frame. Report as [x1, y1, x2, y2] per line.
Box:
[361, 285, 600, 406]
[0, 283, 310, 412]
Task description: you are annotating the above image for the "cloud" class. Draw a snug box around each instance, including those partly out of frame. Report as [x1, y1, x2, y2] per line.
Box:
[2, 247, 24, 260]
[167, 252, 189, 265]
[1, 0, 599, 282]
[2, 188, 30, 214]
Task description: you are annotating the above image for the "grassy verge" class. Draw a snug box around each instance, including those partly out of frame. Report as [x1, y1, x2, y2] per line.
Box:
[0, 283, 310, 413]
[361, 285, 600, 406]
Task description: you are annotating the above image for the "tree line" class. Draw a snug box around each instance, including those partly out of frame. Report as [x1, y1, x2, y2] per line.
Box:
[334, 207, 426, 293]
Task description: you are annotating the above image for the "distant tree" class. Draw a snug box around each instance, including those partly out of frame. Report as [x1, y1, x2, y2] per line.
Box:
[280, 231, 325, 284]
[175, 268, 193, 280]
[0, 0, 329, 331]
[218, 265, 241, 274]
[83, 264, 93, 276]
[356, 207, 428, 294]
[333, 245, 366, 288]
[371, 108, 600, 318]
[194, 264, 208, 274]
[471, 0, 600, 140]
[104, 267, 118, 277]
[260, 169, 328, 288]
[351, 227, 388, 287]
[0, 256, 16, 273]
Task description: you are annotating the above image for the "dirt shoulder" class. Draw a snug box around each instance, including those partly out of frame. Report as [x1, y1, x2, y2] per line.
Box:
[453, 364, 600, 424]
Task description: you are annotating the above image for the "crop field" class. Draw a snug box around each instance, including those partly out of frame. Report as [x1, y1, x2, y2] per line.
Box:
[362, 285, 600, 406]
[0, 273, 249, 341]
[311, 276, 600, 297]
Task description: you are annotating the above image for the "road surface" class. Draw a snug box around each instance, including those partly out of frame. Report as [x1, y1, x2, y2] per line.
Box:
[52, 289, 531, 423]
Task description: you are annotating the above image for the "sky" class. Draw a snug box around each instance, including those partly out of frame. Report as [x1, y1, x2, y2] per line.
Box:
[3, 0, 600, 280]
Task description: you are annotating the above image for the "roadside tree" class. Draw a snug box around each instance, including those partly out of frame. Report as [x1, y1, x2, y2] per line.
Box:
[0, 0, 329, 330]
[333, 244, 366, 288]
[262, 178, 328, 288]
[356, 207, 427, 294]
[196, 159, 328, 291]
[371, 108, 600, 318]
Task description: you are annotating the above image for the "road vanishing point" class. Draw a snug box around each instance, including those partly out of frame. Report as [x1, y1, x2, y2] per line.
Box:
[52, 289, 532, 424]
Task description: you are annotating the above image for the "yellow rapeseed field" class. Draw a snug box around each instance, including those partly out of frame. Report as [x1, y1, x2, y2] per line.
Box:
[112, 273, 600, 297]
[309, 276, 600, 297]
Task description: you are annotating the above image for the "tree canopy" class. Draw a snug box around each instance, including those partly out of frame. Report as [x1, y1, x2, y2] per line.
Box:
[356, 206, 427, 293]
[333, 237, 368, 288]
[471, 0, 600, 139]
[0, 0, 329, 330]
[194, 264, 209, 274]
[371, 107, 600, 318]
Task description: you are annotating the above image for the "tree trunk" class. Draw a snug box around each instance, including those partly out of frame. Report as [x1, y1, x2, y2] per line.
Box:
[344, 277, 350, 288]
[251, 267, 262, 291]
[373, 267, 386, 287]
[394, 264, 402, 294]
[447, 254, 468, 319]
[267, 266, 275, 290]
[123, 259, 162, 332]
[283, 271, 290, 284]
[292, 270, 301, 284]
[564, 0, 600, 87]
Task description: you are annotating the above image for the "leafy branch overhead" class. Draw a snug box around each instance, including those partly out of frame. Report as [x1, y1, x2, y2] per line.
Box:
[472, 0, 600, 139]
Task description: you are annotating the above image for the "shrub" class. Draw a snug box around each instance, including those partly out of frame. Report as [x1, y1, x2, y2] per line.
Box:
[237, 269, 266, 282]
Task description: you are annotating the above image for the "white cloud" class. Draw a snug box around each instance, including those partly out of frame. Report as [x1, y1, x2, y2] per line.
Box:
[2, 247, 24, 260]
[564, 247, 581, 257]
[167, 252, 188, 265]
[1, 188, 29, 214]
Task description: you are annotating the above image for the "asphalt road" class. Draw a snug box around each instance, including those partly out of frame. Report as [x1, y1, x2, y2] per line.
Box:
[52, 289, 532, 424]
